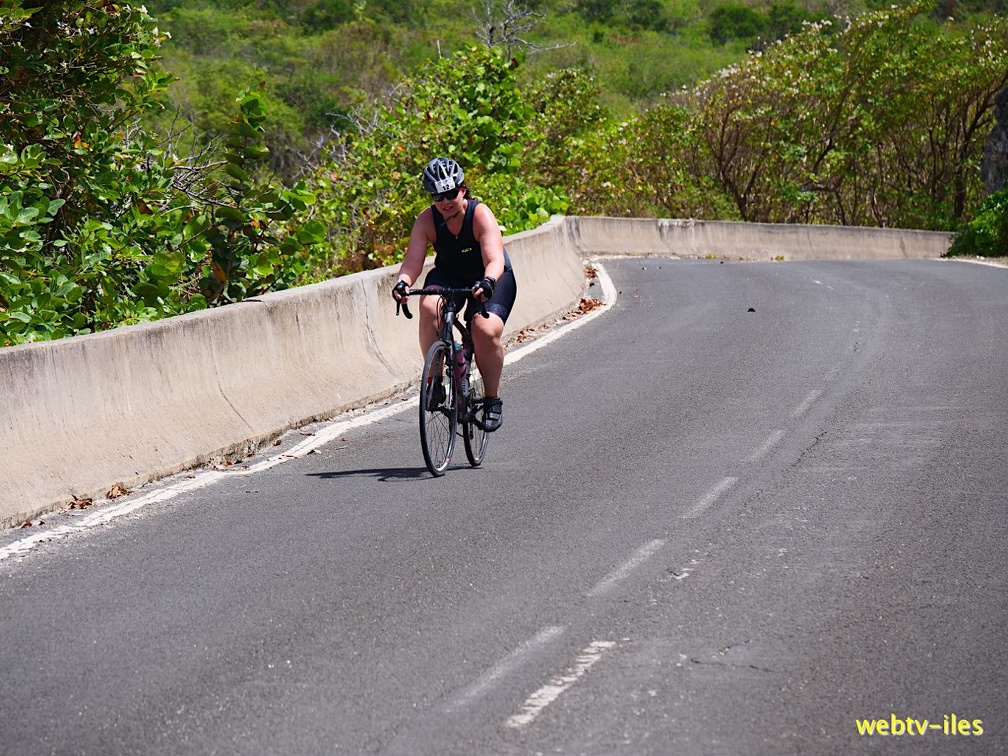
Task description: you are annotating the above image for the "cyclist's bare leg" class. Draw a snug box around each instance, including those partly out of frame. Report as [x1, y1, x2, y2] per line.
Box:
[418, 291, 442, 356]
[471, 311, 505, 397]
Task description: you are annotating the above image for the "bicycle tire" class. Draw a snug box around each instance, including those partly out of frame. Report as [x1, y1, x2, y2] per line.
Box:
[463, 371, 488, 466]
[419, 340, 457, 476]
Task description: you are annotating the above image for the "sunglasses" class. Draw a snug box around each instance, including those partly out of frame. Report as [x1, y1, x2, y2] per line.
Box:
[431, 186, 462, 202]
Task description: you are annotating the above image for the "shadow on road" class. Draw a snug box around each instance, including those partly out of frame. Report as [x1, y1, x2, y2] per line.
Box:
[307, 467, 431, 482]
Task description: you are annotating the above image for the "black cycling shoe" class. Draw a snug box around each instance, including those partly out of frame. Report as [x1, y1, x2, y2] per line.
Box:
[426, 379, 446, 411]
[482, 396, 503, 432]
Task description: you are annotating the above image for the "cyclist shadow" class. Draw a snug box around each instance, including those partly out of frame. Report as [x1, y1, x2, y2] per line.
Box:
[307, 467, 430, 482]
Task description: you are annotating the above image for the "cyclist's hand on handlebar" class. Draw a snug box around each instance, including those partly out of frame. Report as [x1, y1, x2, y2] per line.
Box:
[393, 279, 409, 302]
[393, 279, 413, 318]
[472, 276, 495, 302]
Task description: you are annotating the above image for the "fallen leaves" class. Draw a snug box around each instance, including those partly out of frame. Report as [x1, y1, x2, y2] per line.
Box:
[514, 298, 604, 344]
[514, 323, 549, 344]
[565, 298, 604, 319]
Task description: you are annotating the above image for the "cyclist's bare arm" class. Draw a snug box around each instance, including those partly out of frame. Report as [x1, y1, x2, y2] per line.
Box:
[396, 209, 437, 293]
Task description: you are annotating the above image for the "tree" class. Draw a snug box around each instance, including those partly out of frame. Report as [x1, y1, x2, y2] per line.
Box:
[0, 0, 325, 345]
[475, 0, 545, 57]
[679, 3, 1008, 228]
[300, 0, 355, 31]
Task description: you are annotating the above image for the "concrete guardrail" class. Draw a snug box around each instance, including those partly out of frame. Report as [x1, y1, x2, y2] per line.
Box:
[0, 217, 953, 527]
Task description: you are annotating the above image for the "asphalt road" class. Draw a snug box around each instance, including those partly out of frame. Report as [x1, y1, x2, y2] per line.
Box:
[2, 258, 1006, 755]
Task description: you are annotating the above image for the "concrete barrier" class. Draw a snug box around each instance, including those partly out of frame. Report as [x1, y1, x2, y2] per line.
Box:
[0, 215, 586, 526]
[569, 217, 953, 260]
[0, 217, 953, 526]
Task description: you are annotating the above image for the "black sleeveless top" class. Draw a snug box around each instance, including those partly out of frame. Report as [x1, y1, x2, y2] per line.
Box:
[431, 199, 511, 283]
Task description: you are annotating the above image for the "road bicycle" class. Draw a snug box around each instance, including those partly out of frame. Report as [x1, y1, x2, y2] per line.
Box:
[397, 286, 489, 476]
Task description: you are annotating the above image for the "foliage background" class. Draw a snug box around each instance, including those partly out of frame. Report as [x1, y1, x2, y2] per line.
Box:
[1, 0, 1007, 347]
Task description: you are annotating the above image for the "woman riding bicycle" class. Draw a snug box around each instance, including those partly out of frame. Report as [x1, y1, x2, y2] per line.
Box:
[392, 157, 516, 432]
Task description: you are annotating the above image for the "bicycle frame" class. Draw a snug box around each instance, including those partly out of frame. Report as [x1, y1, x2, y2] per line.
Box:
[398, 286, 487, 420]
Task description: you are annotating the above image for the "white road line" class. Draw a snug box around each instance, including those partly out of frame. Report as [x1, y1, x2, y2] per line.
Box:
[683, 476, 738, 519]
[587, 539, 666, 597]
[0, 473, 225, 561]
[241, 401, 411, 475]
[449, 625, 566, 711]
[506, 640, 616, 729]
[1, 264, 618, 561]
[747, 429, 785, 463]
[0, 403, 409, 562]
[951, 258, 1008, 270]
[792, 389, 822, 418]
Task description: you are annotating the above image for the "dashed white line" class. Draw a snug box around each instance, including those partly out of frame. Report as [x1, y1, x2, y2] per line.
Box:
[506, 640, 616, 729]
[449, 625, 565, 711]
[683, 476, 738, 519]
[672, 558, 698, 581]
[792, 389, 822, 419]
[587, 539, 666, 597]
[747, 429, 785, 463]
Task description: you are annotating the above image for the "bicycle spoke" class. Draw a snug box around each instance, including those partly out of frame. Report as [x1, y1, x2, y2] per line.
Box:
[419, 341, 456, 475]
[463, 372, 488, 466]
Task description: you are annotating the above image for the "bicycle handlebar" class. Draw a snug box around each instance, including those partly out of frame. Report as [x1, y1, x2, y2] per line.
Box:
[396, 286, 490, 320]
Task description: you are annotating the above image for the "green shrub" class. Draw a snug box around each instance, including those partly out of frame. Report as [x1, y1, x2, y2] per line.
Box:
[947, 190, 1008, 257]
[301, 0, 355, 31]
[0, 1, 178, 342]
[0, 0, 326, 346]
[308, 47, 596, 275]
[708, 3, 765, 45]
[766, 2, 815, 42]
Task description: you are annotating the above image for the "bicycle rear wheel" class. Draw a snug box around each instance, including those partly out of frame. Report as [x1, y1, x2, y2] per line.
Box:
[463, 371, 488, 466]
[419, 341, 457, 476]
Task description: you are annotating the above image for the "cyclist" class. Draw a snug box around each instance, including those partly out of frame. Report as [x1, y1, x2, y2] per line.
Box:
[392, 157, 516, 432]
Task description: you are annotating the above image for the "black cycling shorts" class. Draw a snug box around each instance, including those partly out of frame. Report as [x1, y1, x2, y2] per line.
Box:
[423, 265, 518, 325]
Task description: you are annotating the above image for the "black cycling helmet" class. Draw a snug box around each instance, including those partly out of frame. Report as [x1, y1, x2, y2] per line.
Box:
[422, 157, 464, 195]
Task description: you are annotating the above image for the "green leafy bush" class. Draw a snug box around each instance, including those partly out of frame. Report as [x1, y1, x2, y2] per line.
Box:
[708, 3, 765, 45]
[0, 1, 178, 342]
[300, 0, 355, 31]
[186, 88, 327, 306]
[0, 0, 327, 346]
[563, 106, 736, 220]
[308, 47, 591, 275]
[947, 189, 1008, 257]
[709, 2, 815, 47]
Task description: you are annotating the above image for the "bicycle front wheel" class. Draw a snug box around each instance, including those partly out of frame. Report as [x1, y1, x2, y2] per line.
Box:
[463, 371, 488, 467]
[419, 341, 457, 476]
